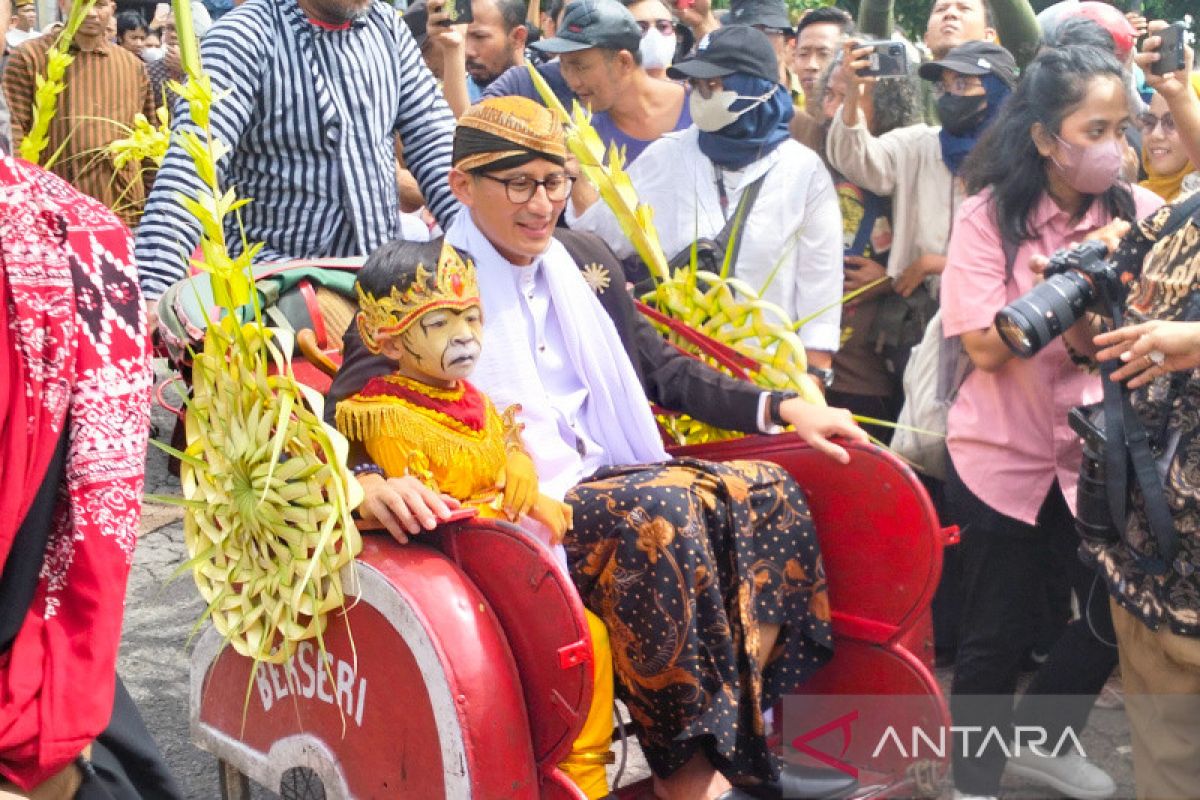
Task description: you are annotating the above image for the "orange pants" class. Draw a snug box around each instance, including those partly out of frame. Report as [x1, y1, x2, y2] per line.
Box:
[558, 609, 614, 799]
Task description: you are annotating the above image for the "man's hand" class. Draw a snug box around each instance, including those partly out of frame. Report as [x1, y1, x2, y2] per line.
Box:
[1094, 320, 1200, 388]
[1125, 11, 1148, 39]
[778, 398, 869, 464]
[356, 472, 461, 544]
[843, 255, 889, 297]
[671, 0, 716, 34]
[893, 253, 945, 298]
[840, 40, 879, 127]
[426, 0, 468, 51]
[1137, 20, 1195, 99]
[498, 450, 539, 520]
[163, 44, 184, 80]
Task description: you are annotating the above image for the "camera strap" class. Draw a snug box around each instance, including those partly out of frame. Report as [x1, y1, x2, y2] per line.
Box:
[1097, 196, 1200, 575]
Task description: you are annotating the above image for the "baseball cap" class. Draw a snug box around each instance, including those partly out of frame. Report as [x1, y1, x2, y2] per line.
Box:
[667, 24, 779, 83]
[918, 40, 1019, 87]
[533, 0, 642, 55]
[726, 0, 793, 35]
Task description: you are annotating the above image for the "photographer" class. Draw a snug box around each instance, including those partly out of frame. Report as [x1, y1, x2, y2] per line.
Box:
[939, 44, 1162, 799]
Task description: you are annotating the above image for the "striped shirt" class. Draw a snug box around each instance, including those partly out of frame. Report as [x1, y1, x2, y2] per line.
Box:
[3, 35, 155, 227]
[135, 0, 458, 300]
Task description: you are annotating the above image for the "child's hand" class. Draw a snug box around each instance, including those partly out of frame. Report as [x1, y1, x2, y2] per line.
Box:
[529, 495, 574, 544]
[497, 451, 539, 520]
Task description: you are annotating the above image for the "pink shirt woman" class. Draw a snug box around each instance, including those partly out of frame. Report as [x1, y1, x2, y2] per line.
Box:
[942, 185, 1162, 524]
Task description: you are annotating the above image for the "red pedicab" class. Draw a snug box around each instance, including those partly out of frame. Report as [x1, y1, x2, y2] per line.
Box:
[158, 260, 955, 800]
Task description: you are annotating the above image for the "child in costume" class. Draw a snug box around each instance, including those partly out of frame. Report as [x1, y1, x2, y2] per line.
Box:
[336, 239, 613, 798]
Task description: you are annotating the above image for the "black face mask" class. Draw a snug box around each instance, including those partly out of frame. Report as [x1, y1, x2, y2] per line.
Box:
[937, 93, 988, 136]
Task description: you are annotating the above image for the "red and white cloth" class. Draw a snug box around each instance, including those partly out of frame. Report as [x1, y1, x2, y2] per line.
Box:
[0, 153, 152, 790]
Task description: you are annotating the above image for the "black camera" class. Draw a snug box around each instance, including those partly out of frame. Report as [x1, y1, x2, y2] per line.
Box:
[1067, 405, 1122, 545]
[994, 239, 1125, 358]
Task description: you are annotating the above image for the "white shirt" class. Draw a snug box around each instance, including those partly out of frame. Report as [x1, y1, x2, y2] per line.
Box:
[510, 257, 607, 491]
[568, 126, 844, 352]
[5, 29, 37, 50]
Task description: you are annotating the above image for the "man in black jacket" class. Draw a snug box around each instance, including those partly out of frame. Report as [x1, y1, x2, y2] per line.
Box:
[328, 97, 863, 800]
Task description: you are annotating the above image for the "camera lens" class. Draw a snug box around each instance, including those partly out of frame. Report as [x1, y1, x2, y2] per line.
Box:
[994, 271, 1095, 357]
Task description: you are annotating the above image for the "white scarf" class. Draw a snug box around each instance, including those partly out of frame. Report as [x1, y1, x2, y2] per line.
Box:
[447, 211, 667, 500]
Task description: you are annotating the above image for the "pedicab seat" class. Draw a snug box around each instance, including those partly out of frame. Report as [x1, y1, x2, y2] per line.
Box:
[174, 259, 951, 799]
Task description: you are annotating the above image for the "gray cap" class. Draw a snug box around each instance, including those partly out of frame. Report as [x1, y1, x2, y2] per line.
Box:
[726, 0, 793, 34]
[533, 0, 643, 55]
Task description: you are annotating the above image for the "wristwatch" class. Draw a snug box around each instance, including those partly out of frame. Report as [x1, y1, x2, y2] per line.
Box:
[806, 364, 835, 389]
[768, 391, 800, 427]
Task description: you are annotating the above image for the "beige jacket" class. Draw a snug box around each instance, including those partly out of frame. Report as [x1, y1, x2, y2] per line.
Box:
[826, 114, 962, 281]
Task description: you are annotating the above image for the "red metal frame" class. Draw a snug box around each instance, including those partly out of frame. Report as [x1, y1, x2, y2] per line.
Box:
[181, 261, 952, 798]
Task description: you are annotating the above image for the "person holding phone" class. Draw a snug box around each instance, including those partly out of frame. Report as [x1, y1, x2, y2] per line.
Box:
[827, 39, 1016, 299]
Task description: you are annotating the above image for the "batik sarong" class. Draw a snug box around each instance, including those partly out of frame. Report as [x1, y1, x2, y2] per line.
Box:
[565, 457, 833, 779]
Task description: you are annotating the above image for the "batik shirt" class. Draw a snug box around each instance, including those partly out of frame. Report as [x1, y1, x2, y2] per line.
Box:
[1085, 190, 1200, 636]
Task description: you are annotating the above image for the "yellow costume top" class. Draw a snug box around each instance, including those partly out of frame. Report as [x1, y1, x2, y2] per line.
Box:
[335, 373, 522, 514]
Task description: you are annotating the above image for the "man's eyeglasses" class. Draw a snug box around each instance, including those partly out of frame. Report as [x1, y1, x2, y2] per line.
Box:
[636, 18, 675, 36]
[1138, 111, 1177, 135]
[479, 173, 576, 203]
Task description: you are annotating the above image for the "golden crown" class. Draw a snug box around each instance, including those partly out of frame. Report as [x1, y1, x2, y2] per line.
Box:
[357, 243, 480, 353]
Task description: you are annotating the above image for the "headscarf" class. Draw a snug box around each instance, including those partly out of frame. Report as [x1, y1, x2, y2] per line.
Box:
[697, 73, 794, 171]
[1139, 74, 1200, 202]
[453, 96, 567, 173]
[938, 73, 1012, 175]
[0, 155, 151, 789]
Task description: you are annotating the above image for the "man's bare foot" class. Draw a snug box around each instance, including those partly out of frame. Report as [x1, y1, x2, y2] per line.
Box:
[652, 751, 733, 800]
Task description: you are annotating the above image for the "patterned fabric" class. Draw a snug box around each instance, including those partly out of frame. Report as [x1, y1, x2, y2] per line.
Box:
[336, 376, 509, 505]
[0, 154, 152, 789]
[145, 55, 181, 112]
[1085, 192, 1200, 637]
[566, 458, 833, 778]
[2, 36, 155, 227]
[134, 0, 458, 300]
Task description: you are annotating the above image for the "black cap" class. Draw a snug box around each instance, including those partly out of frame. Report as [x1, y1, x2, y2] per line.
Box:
[533, 0, 642, 55]
[726, 0, 793, 35]
[918, 40, 1019, 87]
[402, 1, 429, 47]
[667, 25, 779, 82]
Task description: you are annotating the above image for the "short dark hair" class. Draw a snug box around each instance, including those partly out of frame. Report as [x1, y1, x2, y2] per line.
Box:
[491, 0, 527, 32]
[116, 10, 147, 38]
[794, 6, 854, 39]
[357, 238, 450, 306]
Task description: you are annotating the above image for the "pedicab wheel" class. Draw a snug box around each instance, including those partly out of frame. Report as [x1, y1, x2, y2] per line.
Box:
[280, 767, 327, 800]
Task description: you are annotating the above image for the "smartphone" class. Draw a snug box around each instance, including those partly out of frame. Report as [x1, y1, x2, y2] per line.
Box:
[440, 0, 473, 25]
[856, 40, 910, 78]
[1152, 19, 1193, 76]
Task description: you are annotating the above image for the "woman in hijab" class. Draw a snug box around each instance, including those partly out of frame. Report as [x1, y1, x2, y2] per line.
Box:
[569, 24, 845, 381]
[1139, 75, 1200, 202]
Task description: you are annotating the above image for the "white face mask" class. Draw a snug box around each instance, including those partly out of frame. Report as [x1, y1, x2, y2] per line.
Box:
[142, 46, 165, 61]
[639, 27, 677, 71]
[688, 87, 774, 133]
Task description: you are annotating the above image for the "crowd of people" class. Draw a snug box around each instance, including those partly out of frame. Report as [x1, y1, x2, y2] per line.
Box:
[1, 0, 1198, 796]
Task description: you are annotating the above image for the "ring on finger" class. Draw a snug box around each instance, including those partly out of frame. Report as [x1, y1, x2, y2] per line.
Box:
[1148, 349, 1167, 366]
